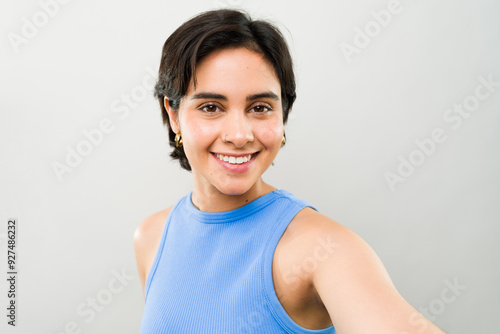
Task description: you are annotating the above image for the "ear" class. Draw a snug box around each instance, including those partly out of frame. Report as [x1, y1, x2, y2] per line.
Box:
[164, 97, 180, 133]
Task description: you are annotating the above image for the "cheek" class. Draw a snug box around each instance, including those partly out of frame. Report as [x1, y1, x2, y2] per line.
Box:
[258, 120, 284, 146]
[181, 120, 218, 154]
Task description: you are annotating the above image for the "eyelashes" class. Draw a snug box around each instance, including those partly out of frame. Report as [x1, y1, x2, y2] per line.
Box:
[251, 105, 271, 113]
[198, 103, 273, 114]
[199, 104, 220, 113]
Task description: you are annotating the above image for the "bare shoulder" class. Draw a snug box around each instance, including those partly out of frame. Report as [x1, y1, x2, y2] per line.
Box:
[287, 206, 395, 293]
[133, 206, 173, 295]
[285, 207, 444, 333]
[272, 207, 352, 328]
[281, 206, 363, 258]
[288, 206, 352, 238]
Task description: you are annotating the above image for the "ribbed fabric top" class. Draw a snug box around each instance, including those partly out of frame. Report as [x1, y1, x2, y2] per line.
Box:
[140, 189, 336, 333]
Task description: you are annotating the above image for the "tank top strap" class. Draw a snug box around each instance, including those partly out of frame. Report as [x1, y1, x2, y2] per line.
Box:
[261, 191, 335, 333]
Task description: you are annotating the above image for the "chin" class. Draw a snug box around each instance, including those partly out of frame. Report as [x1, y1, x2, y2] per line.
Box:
[219, 187, 250, 197]
[216, 181, 255, 196]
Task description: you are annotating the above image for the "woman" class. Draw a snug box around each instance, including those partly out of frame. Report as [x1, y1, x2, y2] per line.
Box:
[134, 9, 444, 333]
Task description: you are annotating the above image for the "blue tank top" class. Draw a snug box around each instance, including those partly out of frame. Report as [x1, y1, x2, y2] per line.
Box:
[140, 189, 336, 333]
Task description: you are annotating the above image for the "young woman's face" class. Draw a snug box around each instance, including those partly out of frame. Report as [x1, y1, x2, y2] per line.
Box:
[167, 47, 284, 197]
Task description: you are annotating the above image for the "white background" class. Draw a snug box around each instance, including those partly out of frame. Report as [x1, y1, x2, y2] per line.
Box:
[1, 0, 499, 333]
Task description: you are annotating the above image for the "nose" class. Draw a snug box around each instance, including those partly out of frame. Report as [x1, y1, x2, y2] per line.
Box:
[223, 110, 254, 148]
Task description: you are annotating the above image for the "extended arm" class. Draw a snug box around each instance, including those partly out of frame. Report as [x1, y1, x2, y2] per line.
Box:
[306, 212, 445, 333]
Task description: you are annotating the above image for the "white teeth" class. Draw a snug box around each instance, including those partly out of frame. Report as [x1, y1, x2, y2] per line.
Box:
[216, 154, 252, 165]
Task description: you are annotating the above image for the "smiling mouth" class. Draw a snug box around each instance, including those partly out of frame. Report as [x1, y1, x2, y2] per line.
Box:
[214, 153, 254, 164]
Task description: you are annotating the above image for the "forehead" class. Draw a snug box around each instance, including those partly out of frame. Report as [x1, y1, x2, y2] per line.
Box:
[187, 47, 281, 97]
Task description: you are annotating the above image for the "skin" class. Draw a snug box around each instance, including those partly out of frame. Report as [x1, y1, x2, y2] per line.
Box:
[134, 47, 445, 333]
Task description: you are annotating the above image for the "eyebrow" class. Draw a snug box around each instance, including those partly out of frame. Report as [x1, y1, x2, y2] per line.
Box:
[190, 91, 280, 102]
[247, 91, 280, 101]
[190, 93, 227, 101]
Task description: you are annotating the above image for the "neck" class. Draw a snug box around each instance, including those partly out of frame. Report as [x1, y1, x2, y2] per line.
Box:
[191, 178, 276, 212]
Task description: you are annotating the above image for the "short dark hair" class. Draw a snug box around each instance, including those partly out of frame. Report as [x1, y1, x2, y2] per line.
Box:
[154, 9, 296, 171]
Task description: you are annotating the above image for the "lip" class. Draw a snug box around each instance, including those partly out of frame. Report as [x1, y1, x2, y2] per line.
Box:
[212, 152, 257, 157]
[211, 152, 259, 174]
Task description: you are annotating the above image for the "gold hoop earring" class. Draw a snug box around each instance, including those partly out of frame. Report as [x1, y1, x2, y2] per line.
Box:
[175, 133, 183, 147]
[281, 135, 286, 147]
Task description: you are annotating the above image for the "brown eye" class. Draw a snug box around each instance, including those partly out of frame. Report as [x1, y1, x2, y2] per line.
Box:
[200, 104, 219, 113]
[251, 104, 271, 113]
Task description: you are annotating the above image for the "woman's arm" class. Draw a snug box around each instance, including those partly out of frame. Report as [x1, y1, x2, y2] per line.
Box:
[133, 207, 172, 295]
[300, 210, 445, 333]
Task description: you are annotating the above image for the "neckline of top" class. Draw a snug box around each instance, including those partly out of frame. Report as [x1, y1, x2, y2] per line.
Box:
[185, 189, 286, 224]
